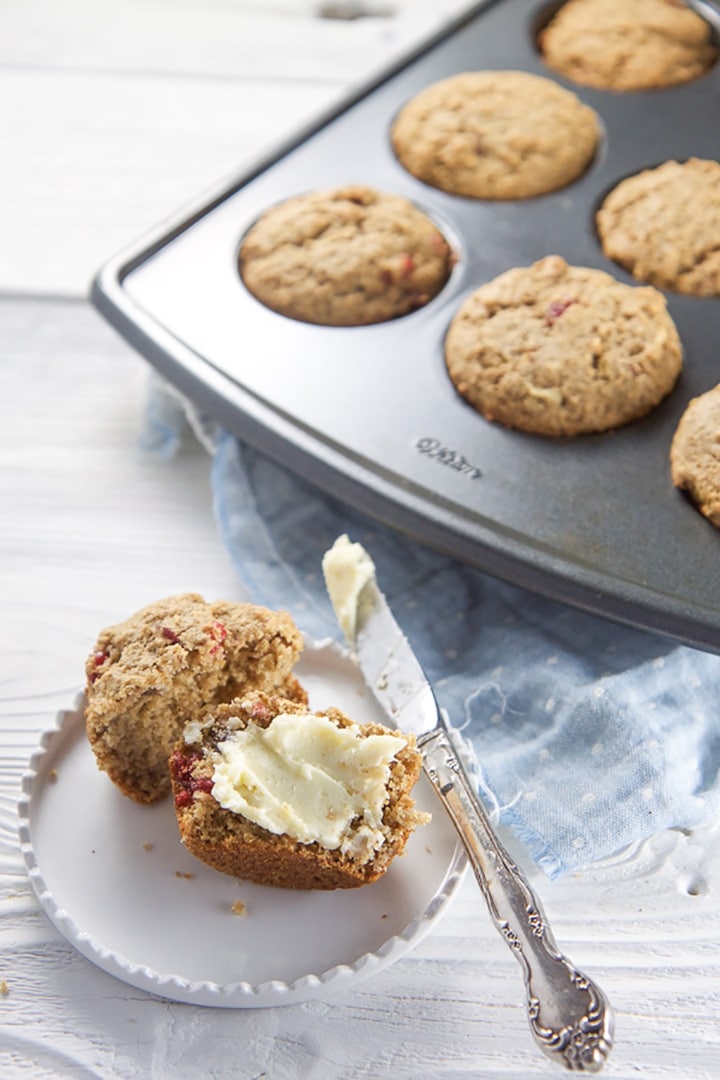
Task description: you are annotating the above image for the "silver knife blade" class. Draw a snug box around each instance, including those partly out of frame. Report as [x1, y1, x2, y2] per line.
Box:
[353, 577, 440, 737]
[322, 534, 439, 737]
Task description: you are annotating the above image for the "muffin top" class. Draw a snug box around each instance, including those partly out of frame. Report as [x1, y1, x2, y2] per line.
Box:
[84, 593, 305, 803]
[597, 158, 720, 297]
[390, 70, 600, 200]
[444, 256, 682, 436]
[539, 0, 717, 92]
[670, 384, 720, 528]
[239, 185, 453, 326]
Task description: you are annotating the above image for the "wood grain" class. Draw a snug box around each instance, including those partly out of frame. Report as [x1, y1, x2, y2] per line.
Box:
[2, 2, 720, 1077]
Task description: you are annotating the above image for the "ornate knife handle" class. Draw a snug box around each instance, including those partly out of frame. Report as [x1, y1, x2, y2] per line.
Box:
[419, 722, 614, 1073]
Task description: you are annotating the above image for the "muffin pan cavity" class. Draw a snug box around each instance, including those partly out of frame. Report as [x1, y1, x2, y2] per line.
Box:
[389, 69, 600, 199]
[536, 0, 719, 92]
[237, 185, 456, 326]
[595, 157, 720, 296]
[93, 0, 720, 652]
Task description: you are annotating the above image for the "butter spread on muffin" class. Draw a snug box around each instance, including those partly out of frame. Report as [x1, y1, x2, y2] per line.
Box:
[170, 692, 429, 889]
[211, 710, 407, 861]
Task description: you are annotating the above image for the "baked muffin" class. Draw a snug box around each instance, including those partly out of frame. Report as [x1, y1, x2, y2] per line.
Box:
[538, 0, 717, 92]
[169, 692, 429, 890]
[670, 383, 720, 528]
[390, 70, 600, 200]
[85, 594, 306, 804]
[444, 255, 682, 436]
[596, 158, 720, 297]
[239, 185, 453, 326]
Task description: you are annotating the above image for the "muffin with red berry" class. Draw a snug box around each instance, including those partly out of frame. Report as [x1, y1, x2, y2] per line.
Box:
[169, 691, 429, 890]
[239, 185, 453, 326]
[444, 256, 682, 436]
[85, 594, 306, 804]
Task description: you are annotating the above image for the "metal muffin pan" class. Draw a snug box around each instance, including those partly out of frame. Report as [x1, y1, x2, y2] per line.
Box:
[92, 0, 720, 652]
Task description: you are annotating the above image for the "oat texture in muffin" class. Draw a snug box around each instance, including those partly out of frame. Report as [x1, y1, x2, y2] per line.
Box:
[597, 158, 720, 297]
[390, 70, 600, 200]
[238, 185, 453, 326]
[85, 594, 306, 804]
[670, 384, 720, 528]
[169, 692, 429, 890]
[538, 0, 717, 92]
[444, 255, 682, 437]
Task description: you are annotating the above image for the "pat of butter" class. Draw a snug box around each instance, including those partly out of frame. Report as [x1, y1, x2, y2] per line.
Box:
[322, 533, 375, 641]
[211, 712, 406, 862]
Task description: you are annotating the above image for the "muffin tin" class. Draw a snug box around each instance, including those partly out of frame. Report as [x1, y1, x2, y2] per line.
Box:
[92, 0, 720, 653]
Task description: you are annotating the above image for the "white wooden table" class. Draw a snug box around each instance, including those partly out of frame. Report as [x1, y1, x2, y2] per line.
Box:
[2, 2, 719, 1076]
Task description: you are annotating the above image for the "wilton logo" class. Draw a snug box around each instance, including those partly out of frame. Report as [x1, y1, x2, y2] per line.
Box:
[415, 437, 482, 480]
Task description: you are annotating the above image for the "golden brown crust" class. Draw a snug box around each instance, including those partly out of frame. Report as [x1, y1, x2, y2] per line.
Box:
[84, 595, 306, 804]
[391, 70, 599, 200]
[596, 159, 720, 297]
[444, 256, 682, 437]
[170, 693, 427, 890]
[670, 384, 720, 528]
[239, 185, 453, 326]
[539, 0, 717, 92]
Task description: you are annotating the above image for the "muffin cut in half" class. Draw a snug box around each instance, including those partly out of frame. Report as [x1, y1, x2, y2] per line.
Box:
[169, 692, 430, 890]
[85, 594, 306, 804]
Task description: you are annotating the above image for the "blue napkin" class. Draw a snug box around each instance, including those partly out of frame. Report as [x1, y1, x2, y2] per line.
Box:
[143, 377, 720, 878]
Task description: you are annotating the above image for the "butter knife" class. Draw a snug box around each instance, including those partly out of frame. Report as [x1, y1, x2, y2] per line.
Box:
[323, 536, 613, 1073]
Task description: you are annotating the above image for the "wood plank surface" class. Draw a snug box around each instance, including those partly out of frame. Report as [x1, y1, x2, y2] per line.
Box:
[2, 2, 720, 1077]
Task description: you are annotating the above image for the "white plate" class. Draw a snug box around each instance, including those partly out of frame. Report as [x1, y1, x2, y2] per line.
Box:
[18, 639, 466, 1007]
